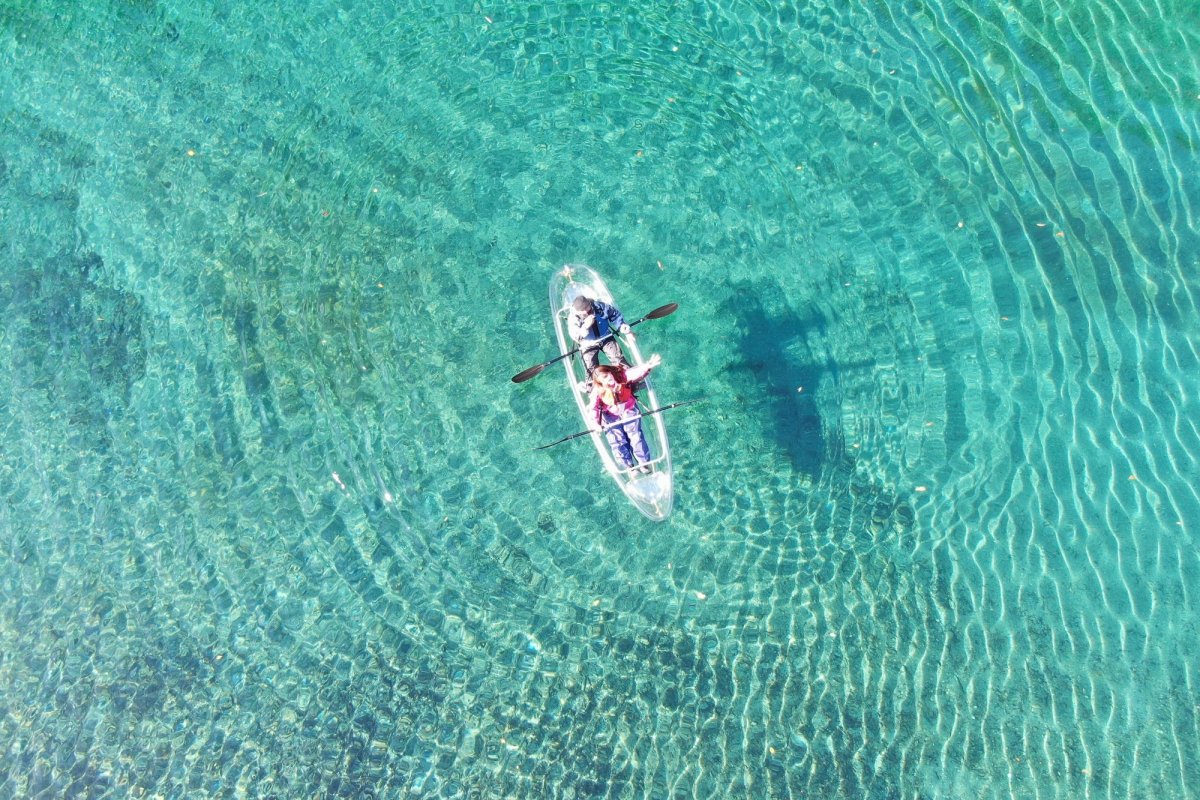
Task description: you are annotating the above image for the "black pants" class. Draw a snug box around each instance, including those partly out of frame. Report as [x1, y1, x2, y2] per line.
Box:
[581, 338, 630, 376]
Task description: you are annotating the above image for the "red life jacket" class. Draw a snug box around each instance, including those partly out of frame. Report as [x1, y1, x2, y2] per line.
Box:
[592, 370, 639, 422]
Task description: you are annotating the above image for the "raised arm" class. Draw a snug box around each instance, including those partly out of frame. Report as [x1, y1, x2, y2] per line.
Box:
[624, 353, 662, 384]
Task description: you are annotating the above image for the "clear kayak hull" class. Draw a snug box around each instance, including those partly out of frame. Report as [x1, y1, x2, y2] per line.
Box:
[548, 264, 674, 521]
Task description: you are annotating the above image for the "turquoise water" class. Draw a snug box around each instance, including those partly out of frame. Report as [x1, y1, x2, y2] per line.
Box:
[2, 0, 1199, 797]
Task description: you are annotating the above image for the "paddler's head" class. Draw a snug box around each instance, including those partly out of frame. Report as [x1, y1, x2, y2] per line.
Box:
[573, 296, 594, 316]
[593, 364, 623, 390]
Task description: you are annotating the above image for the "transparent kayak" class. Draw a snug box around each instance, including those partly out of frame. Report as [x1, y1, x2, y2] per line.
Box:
[548, 264, 673, 521]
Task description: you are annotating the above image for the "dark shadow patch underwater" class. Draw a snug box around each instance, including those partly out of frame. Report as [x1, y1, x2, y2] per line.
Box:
[721, 280, 840, 477]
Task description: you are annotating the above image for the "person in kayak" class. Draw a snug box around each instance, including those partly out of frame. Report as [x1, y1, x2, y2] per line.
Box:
[569, 295, 632, 389]
[589, 354, 662, 474]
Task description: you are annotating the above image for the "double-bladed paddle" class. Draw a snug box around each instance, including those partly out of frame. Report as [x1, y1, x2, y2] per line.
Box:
[510, 302, 678, 384]
[533, 397, 705, 450]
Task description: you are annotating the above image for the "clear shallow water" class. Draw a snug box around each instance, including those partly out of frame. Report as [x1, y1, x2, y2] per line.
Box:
[2, 0, 1198, 797]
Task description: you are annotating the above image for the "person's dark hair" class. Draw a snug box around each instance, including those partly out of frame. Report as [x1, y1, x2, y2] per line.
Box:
[572, 296, 593, 313]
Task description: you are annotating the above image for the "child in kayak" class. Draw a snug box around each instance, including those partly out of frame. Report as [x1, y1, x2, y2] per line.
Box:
[589, 354, 662, 473]
[569, 295, 632, 389]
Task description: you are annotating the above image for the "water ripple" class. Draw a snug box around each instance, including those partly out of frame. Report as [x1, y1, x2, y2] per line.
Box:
[3, 0, 1199, 797]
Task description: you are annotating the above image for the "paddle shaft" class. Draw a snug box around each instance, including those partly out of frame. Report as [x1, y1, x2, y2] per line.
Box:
[510, 302, 677, 384]
[534, 398, 705, 451]
[539, 333, 615, 371]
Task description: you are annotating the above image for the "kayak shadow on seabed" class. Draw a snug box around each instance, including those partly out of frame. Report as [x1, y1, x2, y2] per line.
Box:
[722, 286, 833, 478]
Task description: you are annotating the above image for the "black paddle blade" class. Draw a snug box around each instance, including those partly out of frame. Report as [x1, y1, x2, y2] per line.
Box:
[511, 364, 548, 383]
[643, 302, 678, 320]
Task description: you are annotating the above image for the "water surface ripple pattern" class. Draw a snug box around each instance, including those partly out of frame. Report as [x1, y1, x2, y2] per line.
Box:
[1, 0, 1198, 798]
